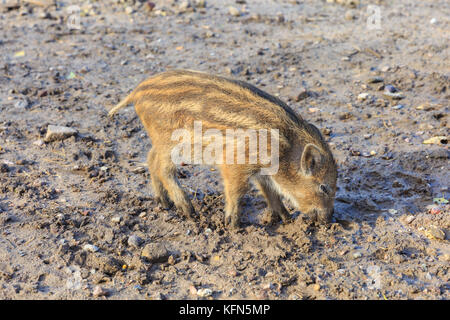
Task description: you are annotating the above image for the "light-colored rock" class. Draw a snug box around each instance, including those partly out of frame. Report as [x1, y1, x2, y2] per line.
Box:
[357, 92, 370, 101]
[423, 136, 447, 145]
[197, 288, 213, 297]
[44, 125, 77, 142]
[111, 216, 122, 223]
[195, 0, 206, 8]
[83, 244, 99, 253]
[382, 91, 405, 100]
[125, 6, 135, 14]
[33, 139, 45, 146]
[93, 285, 108, 297]
[368, 77, 383, 84]
[344, 10, 356, 20]
[179, 1, 191, 11]
[405, 215, 415, 224]
[228, 6, 240, 16]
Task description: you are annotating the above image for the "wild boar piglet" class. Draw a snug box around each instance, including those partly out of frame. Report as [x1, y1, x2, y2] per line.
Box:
[109, 69, 337, 228]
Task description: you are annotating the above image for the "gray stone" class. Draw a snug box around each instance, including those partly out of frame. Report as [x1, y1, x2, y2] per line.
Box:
[44, 125, 77, 142]
[141, 243, 170, 263]
[128, 235, 143, 248]
[83, 244, 99, 253]
[368, 77, 384, 84]
[382, 91, 405, 100]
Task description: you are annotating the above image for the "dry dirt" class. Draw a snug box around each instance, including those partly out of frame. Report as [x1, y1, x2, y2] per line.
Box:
[0, 0, 449, 300]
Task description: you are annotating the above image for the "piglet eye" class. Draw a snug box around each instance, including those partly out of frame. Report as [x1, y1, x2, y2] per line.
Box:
[319, 184, 329, 195]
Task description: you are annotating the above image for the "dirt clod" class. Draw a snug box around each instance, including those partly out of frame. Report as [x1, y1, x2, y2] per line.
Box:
[141, 243, 170, 263]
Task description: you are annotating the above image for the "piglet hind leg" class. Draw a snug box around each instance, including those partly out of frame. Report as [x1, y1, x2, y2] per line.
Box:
[147, 148, 173, 209]
[154, 149, 195, 219]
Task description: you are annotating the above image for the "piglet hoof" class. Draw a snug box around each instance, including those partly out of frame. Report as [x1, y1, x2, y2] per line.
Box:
[224, 215, 241, 230]
[156, 196, 174, 210]
[280, 215, 293, 224]
[178, 203, 195, 220]
[279, 211, 293, 224]
[261, 209, 281, 226]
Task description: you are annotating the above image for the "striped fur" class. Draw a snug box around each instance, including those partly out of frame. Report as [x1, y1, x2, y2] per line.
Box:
[109, 69, 337, 228]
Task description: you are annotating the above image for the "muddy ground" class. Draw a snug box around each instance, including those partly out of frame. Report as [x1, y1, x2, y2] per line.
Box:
[0, 0, 448, 300]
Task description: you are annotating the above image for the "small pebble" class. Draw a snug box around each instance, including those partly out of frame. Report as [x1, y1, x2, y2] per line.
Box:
[405, 215, 415, 224]
[423, 136, 447, 145]
[83, 244, 99, 253]
[385, 84, 397, 93]
[189, 285, 197, 296]
[44, 125, 77, 143]
[195, 0, 206, 8]
[357, 92, 370, 101]
[296, 88, 309, 101]
[33, 139, 45, 147]
[368, 77, 384, 84]
[228, 6, 240, 16]
[322, 128, 332, 136]
[276, 12, 285, 23]
[197, 288, 213, 297]
[141, 243, 170, 263]
[139, 211, 147, 218]
[344, 10, 356, 20]
[262, 282, 274, 290]
[93, 285, 108, 297]
[111, 216, 122, 223]
[132, 167, 146, 174]
[427, 226, 445, 240]
[388, 209, 398, 215]
[128, 235, 143, 248]
[429, 207, 441, 215]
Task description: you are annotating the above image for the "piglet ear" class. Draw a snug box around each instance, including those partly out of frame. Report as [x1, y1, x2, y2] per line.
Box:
[300, 143, 324, 176]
